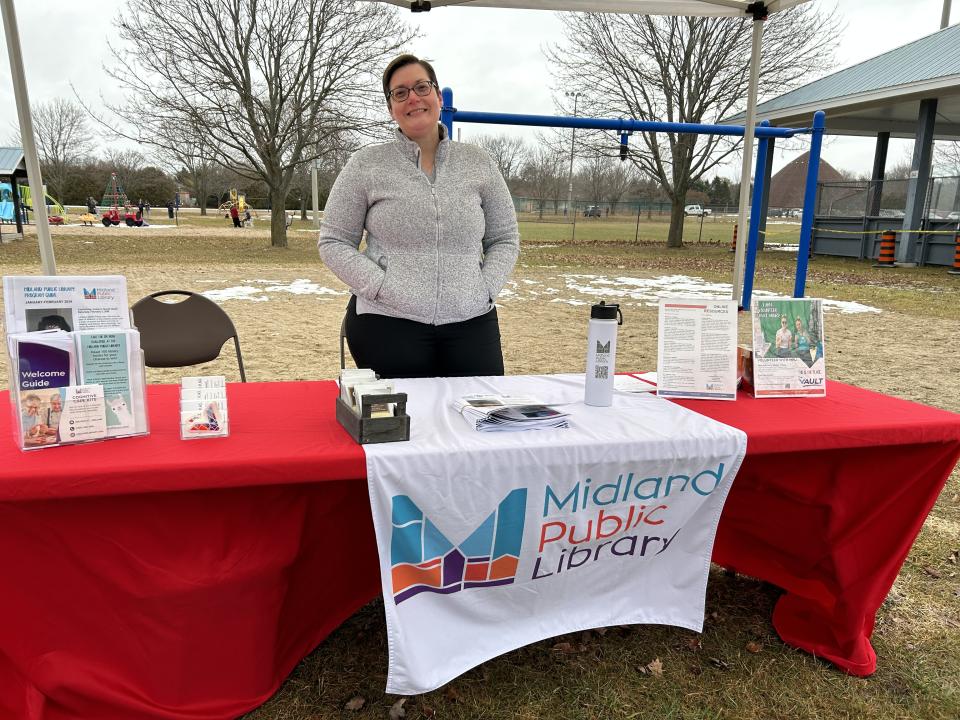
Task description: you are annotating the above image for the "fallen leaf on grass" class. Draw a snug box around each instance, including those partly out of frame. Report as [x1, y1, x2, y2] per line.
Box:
[948, 551, 958, 565]
[647, 657, 664, 677]
[923, 565, 942, 579]
[685, 637, 702, 651]
[709, 657, 729, 670]
[443, 686, 461, 703]
[746, 641, 763, 654]
[389, 698, 407, 719]
[419, 703, 436, 718]
[343, 696, 366, 711]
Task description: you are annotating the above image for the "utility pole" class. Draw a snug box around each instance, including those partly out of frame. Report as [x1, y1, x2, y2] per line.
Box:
[565, 91, 581, 220]
[942, 0, 952, 29]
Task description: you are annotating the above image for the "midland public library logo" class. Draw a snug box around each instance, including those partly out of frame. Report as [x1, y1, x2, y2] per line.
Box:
[390, 489, 527, 605]
[83, 287, 117, 300]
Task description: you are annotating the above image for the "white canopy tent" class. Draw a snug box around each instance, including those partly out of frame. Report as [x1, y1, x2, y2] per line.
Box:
[374, 0, 811, 303]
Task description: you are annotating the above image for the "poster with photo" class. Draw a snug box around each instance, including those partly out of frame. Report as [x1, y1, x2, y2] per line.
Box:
[751, 298, 826, 398]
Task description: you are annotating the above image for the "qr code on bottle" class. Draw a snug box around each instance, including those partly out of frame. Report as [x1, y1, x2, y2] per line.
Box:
[595, 366, 608, 379]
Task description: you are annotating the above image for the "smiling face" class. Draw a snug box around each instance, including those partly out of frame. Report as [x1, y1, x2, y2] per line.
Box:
[387, 62, 441, 143]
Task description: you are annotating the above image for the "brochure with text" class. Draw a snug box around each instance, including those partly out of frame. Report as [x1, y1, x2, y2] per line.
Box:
[452, 394, 569, 432]
[11, 330, 76, 448]
[3, 275, 130, 335]
[656, 298, 739, 400]
[76, 329, 147, 436]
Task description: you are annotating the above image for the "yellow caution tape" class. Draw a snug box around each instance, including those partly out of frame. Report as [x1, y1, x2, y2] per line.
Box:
[811, 227, 960, 236]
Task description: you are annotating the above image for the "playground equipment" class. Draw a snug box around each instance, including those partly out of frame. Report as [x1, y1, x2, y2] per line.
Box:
[218, 189, 248, 216]
[100, 172, 144, 227]
[0, 181, 66, 223]
[440, 88, 826, 310]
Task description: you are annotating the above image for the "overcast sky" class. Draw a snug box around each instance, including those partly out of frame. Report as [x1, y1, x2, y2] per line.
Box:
[0, 0, 953, 178]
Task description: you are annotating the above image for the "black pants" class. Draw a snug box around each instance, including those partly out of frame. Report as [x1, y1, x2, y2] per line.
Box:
[344, 295, 505, 379]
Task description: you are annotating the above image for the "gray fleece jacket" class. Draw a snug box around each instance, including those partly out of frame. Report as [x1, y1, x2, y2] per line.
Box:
[318, 126, 519, 325]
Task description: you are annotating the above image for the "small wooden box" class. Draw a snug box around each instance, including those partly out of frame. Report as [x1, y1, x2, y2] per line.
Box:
[335, 393, 410, 444]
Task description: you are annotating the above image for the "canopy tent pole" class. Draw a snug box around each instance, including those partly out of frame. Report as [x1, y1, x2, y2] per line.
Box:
[731, 7, 765, 306]
[1, 0, 56, 275]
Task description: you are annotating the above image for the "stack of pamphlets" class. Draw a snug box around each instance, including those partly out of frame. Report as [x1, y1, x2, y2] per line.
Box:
[452, 394, 569, 432]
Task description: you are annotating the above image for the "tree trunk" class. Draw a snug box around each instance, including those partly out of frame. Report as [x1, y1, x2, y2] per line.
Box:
[270, 188, 288, 248]
[667, 199, 686, 248]
[300, 194, 307, 221]
[198, 177, 208, 216]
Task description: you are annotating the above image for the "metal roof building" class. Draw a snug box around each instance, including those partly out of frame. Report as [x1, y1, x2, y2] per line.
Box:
[725, 22, 960, 266]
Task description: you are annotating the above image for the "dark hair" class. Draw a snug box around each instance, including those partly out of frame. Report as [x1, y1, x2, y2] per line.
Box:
[38, 315, 71, 332]
[382, 54, 439, 104]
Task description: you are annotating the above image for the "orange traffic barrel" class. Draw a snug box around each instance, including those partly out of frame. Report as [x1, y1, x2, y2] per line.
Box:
[874, 230, 896, 268]
[729, 223, 738, 253]
[950, 232, 960, 275]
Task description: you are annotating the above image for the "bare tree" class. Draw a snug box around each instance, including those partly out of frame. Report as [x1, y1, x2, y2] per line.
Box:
[102, 0, 413, 247]
[934, 141, 960, 175]
[548, 9, 840, 247]
[604, 161, 635, 213]
[522, 140, 565, 219]
[15, 99, 95, 200]
[473, 134, 528, 189]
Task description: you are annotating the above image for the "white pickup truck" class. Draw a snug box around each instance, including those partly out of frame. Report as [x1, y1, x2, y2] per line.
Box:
[683, 204, 712, 217]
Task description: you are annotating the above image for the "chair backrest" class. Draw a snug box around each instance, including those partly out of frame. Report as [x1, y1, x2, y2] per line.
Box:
[131, 290, 247, 381]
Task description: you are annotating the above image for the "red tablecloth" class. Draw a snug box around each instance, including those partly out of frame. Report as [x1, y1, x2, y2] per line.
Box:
[1, 380, 958, 719]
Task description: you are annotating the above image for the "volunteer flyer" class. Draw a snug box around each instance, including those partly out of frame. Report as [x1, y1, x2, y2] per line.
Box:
[751, 298, 826, 398]
[656, 298, 739, 400]
[2, 275, 130, 335]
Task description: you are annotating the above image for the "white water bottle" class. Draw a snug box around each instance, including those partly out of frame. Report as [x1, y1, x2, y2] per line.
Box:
[584, 301, 623, 407]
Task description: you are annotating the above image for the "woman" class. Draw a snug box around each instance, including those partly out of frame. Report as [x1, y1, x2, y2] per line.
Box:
[792, 317, 813, 365]
[318, 54, 519, 379]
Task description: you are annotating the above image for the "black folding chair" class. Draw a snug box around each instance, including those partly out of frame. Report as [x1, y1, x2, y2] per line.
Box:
[131, 290, 247, 382]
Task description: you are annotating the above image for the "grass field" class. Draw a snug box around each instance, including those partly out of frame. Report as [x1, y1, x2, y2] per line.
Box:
[1, 215, 958, 720]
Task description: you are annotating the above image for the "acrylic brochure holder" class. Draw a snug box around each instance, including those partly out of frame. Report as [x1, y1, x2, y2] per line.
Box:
[3, 274, 150, 451]
[7, 328, 151, 451]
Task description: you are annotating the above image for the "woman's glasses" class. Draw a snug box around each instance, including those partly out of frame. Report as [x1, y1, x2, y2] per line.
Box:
[387, 80, 437, 103]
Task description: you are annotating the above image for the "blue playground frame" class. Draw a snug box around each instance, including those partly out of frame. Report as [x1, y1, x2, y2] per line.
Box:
[441, 87, 826, 310]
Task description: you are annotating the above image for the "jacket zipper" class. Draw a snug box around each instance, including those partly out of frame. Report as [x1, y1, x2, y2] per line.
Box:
[417, 145, 443, 325]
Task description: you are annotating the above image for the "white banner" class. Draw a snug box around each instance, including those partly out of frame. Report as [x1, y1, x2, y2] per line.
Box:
[364, 374, 746, 695]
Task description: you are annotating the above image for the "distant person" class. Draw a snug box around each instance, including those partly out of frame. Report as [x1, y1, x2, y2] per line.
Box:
[138, 198, 145, 217]
[144, 202, 151, 218]
[86, 197, 97, 214]
[243, 208, 252, 227]
[774, 315, 793, 358]
[167, 200, 175, 219]
[37, 315, 71, 332]
[230, 203, 241, 228]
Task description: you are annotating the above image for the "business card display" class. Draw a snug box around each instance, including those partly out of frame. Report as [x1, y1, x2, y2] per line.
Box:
[180, 376, 229, 439]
